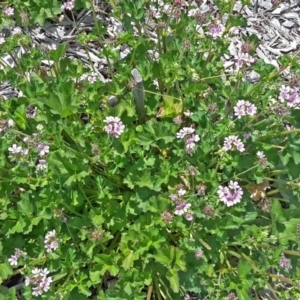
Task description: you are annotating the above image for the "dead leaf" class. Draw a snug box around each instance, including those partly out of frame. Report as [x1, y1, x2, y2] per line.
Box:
[246, 180, 270, 201]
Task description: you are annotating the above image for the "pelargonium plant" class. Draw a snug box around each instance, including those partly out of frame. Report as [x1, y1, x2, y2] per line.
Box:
[0, 0, 300, 299]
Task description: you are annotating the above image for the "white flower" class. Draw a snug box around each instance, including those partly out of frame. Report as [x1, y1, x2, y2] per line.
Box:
[8, 144, 22, 154]
[177, 188, 186, 196]
[7, 119, 14, 127]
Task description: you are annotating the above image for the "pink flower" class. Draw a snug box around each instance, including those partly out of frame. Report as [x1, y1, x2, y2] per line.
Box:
[37, 159, 47, 170]
[149, 5, 162, 19]
[279, 254, 292, 270]
[223, 135, 245, 152]
[25, 268, 52, 296]
[177, 127, 200, 155]
[234, 100, 257, 119]
[208, 21, 225, 39]
[37, 144, 49, 156]
[8, 255, 18, 266]
[176, 127, 195, 139]
[12, 27, 22, 35]
[61, 0, 75, 10]
[44, 230, 59, 252]
[243, 132, 252, 139]
[104, 116, 125, 138]
[4, 7, 14, 16]
[185, 213, 194, 221]
[234, 53, 256, 70]
[195, 249, 204, 259]
[218, 181, 243, 207]
[8, 248, 27, 266]
[174, 201, 191, 215]
[278, 85, 300, 108]
[257, 151, 268, 167]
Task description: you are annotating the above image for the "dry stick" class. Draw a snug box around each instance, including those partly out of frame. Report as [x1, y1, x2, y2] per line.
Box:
[131, 68, 146, 124]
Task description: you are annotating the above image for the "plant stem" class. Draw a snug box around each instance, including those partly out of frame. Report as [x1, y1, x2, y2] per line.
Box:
[146, 285, 153, 300]
[258, 129, 300, 140]
[231, 165, 258, 179]
[107, 231, 121, 253]
[79, 184, 93, 209]
[65, 223, 79, 251]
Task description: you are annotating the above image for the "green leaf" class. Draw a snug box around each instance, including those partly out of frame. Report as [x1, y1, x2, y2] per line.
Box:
[124, 171, 158, 190]
[89, 271, 102, 284]
[281, 218, 300, 244]
[122, 251, 135, 270]
[8, 217, 26, 234]
[52, 272, 68, 282]
[238, 261, 252, 278]
[124, 282, 132, 295]
[174, 248, 186, 271]
[236, 287, 252, 300]
[242, 212, 258, 224]
[293, 152, 300, 165]
[107, 264, 119, 276]
[49, 43, 68, 62]
[159, 95, 183, 118]
[14, 104, 27, 130]
[37, 81, 79, 117]
[78, 284, 92, 297]
[153, 248, 174, 267]
[166, 269, 180, 293]
[0, 263, 13, 280]
[227, 15, 247, 27]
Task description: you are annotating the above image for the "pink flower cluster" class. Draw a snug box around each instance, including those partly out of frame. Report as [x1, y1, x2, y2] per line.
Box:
[104, 116, 125, 138]
[208, 21, 225, 39]
[36, 143, 49, 171]
[169, 187, 192, 218]
[61, 0, 75, 10]
[44, 230, 59, 253]
[234, 100, 257, 119]
[278, 85, 300, 109]
[218, 181, 243, 207]
[8, 144, 28, 156]
[279, 254, 292, 270]
[8, 248, 27, 266]
[25, 268, 52, 297]
[149, 5, 162, 19]
[234, 53, 256, 70]
[257, 151, 268, 167]
[222, 135, 245, 152]
[176, 127, 200, 155]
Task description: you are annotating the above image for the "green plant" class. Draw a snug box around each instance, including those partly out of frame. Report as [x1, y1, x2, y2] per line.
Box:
[0, 0, 300, 299]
